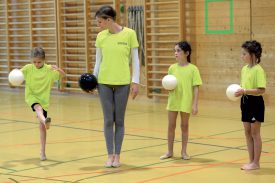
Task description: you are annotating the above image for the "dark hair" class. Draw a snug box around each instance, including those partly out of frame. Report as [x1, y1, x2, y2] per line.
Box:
[176, 41, 192, 63]
[95, 5, 116, 20]
[241, 40, 262, 63]
[31, 47, 45, 60]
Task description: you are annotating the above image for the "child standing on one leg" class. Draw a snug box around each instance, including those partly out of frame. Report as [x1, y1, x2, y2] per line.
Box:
[21, 47, 65, 160]
[235, 40, 266, 170]
[160, 41, 202, 160]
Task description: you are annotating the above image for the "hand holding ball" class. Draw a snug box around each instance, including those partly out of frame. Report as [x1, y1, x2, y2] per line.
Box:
[226, 84, 242, 101]
[8, 69, 24, 86]
[162, 75, 177, 90]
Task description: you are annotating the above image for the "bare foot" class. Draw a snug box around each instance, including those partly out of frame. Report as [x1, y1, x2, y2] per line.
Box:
[240, 163, 250, 170]
[243, 163, 260, 170]
[45, 117, 51, 129]
[40, 153, 47, 161]
[112, 155, 120, 168]
[105, 155, 114, 168]
[112, 160, 120, 168]
[160, 153, 173, 160]
[182, 154, 191, 160]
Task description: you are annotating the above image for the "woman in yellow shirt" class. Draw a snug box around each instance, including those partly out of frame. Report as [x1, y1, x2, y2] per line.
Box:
[94, 5, 140, 168]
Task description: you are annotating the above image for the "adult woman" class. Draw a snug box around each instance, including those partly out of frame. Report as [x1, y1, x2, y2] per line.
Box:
[93, 5, 140, 168]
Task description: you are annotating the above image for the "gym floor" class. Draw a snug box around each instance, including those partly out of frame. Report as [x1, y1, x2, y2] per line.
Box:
[0, 89, 275, 183]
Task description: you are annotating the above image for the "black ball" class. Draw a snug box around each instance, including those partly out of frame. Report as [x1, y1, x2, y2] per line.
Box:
[78, 73, 98, 92]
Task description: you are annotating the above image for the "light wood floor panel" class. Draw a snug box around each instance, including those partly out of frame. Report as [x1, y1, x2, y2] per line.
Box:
[0, 90, 275, 183]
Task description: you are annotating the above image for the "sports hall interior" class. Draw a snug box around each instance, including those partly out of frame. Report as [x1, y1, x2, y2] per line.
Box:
[0, 0, 275, 182]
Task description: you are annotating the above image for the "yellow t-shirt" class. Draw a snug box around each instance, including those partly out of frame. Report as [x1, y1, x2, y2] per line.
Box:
[21, 64, 60, 111]
[241, 64, 266, 96]
[167, 63, 202, 113]
[95, 27, 139, 85]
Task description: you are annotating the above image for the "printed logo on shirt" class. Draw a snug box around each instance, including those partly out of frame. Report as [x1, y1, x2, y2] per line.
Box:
[117, 42, 127, 46]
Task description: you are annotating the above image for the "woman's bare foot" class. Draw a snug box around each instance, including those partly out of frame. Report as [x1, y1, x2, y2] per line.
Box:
[112, 154, 120, 168]
[105, 155, 114, 168]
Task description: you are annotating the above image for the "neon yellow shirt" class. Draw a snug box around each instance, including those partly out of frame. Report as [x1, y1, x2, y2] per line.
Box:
[21, 64, 60, 111]
[241, 64, 266, 96]
[95, 27, 139, 85]
[167, 63, 202, 113]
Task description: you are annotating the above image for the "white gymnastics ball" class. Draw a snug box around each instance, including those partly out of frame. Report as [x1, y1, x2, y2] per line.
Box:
[226, 84, 242, 101]
[162, 75, 177, 90]
[8, 69, 24, 86]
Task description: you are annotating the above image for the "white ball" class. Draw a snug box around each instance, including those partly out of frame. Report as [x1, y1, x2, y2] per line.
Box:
[8, 69, 24, 86]
[226, 84, 241, 101]
[162, 75, 177, 90]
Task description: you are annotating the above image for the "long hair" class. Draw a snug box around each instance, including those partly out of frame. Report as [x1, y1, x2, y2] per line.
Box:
[95, 5, 116, 21]
[241, 40, 262, 63]
[176, 41, 192, 63]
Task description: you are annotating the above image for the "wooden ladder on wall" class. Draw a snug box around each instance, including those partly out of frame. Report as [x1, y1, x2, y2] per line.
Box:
[144, 0, 185, 98]
[57, 0, 114, 91]
[0, 0, 120, 91]
[0, 0, 58, 87]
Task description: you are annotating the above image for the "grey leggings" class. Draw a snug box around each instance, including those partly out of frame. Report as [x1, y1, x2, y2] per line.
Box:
[98, 84, 130, 155]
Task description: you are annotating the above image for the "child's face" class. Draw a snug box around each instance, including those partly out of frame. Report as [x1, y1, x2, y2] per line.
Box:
[241, 48, 252, 64]
[32, 57, 45, 69]
[174, 45, 184, 61]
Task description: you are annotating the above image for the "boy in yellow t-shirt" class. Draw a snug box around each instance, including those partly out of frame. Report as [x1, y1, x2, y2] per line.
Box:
[21, 47, 65, 160]
[160, 41, 202, 160]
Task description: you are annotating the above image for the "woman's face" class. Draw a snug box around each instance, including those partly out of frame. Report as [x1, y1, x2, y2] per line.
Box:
[241, 48, 252, 64]
[96, 17, 109, 30]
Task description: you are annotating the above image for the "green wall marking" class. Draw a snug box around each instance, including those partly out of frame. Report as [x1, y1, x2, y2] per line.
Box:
[205, 0, 233, 34]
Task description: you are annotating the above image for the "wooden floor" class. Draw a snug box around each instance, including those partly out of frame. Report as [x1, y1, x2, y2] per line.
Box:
[0, 89, 275, 183]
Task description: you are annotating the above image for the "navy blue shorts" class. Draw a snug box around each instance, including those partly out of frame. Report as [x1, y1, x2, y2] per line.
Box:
[240, 95, 265, 123]
[31, 103, 48, 118]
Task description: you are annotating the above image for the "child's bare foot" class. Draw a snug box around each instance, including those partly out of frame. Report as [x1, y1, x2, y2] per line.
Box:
[40, 153, 47, 161]
[242, 163, 260, 170]
[182, 154, 191, 160]
[241, 163, 250, 170]
[45, 117, 51, 129]
[160, 153, 173, 160]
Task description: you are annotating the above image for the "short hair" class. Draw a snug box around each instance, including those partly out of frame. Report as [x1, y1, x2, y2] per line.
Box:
[31, 47, 45, 60]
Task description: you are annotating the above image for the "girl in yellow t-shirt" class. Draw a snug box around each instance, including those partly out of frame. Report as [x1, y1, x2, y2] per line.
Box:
[235, 40, 266, 170]
[160, 41, 202, 160]
[21, 47, 65, 160]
